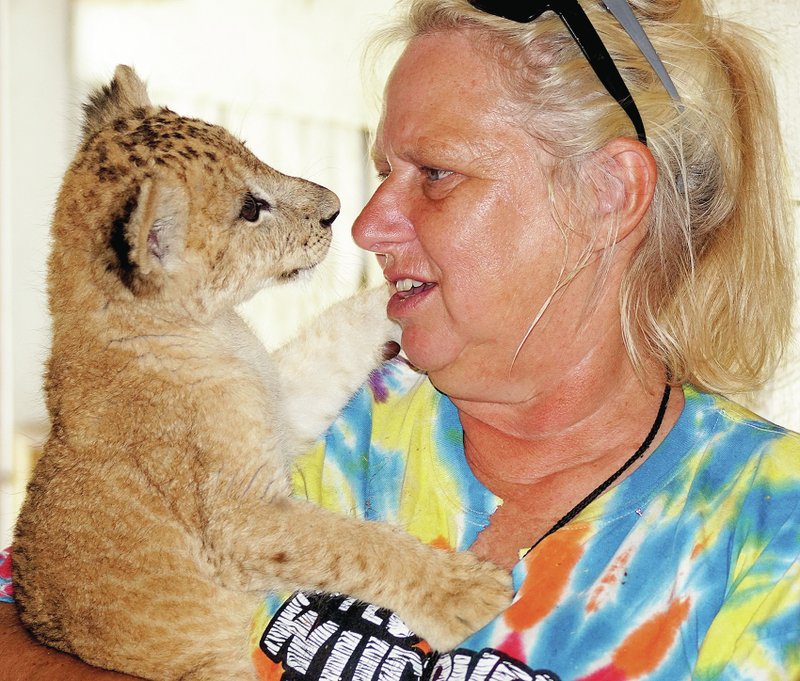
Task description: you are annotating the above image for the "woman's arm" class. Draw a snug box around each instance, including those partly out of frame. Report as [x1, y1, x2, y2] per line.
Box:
[0, 602, 142, 680]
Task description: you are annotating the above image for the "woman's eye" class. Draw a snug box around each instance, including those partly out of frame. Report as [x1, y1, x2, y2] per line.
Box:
[422, 167, 452, 182]
[240, 193, 269, 222]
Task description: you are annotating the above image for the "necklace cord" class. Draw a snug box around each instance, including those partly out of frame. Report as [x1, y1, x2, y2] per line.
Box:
[528, 382, 672, 552]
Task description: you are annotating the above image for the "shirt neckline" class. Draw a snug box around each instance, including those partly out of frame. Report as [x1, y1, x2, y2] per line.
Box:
[428, 381, 705, 548]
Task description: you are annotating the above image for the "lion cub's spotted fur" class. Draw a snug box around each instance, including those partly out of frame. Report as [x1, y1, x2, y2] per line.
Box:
[12, 66, 511, 680]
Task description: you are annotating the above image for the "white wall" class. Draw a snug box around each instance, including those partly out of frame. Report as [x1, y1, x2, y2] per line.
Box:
[715, 0, 800, 425]
[0, 0, 11, 559]
[0, 0, 71, 546]
[3, 0, 70, 425]
[71, 0, 398, 129]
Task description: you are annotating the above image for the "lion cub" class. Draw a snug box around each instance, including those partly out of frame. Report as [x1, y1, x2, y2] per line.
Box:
[11, 66, 510, 680]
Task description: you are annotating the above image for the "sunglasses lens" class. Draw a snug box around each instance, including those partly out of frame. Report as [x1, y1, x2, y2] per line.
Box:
[468, 1, 543, 23]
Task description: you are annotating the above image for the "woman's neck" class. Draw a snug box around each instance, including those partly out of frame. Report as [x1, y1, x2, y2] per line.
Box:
[455, 357, 683, 568]
[457, 359, 680, 497]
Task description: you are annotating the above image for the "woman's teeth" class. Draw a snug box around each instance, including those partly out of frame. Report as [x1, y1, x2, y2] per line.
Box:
[396, 278, 426, 292]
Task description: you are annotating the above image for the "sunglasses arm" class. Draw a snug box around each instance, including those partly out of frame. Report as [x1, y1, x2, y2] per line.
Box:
[602, 0, 683, 108]
[556, 2, 648, 143]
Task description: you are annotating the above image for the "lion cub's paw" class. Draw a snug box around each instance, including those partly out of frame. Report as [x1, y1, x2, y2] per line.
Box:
[409, 552, 513, 652]
[358, 285, 402, 347]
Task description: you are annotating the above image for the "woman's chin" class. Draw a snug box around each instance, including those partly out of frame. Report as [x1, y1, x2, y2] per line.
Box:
[399, 330, 457, 375]
[402, 340, 486, 398]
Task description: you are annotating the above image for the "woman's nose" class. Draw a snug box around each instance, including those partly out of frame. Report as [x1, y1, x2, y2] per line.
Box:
[352, 180, 414, 254]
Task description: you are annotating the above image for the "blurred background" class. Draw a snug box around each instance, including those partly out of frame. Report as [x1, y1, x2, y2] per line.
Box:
[0, 0, 798, 547]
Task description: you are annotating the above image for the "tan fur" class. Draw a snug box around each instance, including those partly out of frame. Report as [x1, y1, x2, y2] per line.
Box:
[12, 65, 511, 680]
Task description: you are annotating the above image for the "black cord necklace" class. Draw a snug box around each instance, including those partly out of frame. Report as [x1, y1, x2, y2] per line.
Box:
[527, 382, 672, 553]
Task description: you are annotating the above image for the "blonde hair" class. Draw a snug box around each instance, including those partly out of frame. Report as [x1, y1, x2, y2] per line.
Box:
[372, 0, 794, 394]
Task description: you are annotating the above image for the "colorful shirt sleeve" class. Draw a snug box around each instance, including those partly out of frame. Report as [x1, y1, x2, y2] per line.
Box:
[0, 548, 12, 603]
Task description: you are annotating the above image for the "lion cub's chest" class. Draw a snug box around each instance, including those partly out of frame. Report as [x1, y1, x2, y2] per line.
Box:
[216, 312, 277, 393]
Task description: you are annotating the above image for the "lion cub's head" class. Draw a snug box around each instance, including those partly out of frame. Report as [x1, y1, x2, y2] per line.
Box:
[49, 65, 339, 321]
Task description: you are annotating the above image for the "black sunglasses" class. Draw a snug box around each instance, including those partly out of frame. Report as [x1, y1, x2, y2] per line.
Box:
[468, 0, 683, 145]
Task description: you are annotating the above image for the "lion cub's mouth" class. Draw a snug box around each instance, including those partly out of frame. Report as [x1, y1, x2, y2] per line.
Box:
[279, 269, 302, 281]
[279, 267, 313, 282]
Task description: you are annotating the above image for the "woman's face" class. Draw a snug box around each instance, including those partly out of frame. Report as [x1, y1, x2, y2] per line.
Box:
[352, 30, 595, 402]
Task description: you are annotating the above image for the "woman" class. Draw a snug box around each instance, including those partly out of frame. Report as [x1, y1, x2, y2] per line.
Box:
[2, 0, 798, 678]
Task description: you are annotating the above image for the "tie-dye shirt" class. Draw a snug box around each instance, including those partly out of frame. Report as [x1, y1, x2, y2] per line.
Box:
[2, 358, 799, 680]
[252, 358, 800, 681]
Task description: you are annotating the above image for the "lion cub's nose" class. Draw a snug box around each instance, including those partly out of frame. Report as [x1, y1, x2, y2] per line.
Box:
[320, 210, 339, 229]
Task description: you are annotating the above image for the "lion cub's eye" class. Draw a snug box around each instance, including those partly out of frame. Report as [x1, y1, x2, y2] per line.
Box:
[239, 192, 270, 222]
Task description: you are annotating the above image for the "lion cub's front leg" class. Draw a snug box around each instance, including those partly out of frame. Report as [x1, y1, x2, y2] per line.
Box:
[213, 495, 512, 652]
[272, 286, 399, 449]
[244, 289, 512, 649]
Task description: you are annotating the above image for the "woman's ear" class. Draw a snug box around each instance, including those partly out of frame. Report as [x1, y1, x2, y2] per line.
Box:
[590, 137, 657, 249]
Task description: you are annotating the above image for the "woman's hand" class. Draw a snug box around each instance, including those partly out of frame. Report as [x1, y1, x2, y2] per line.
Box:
[0, 602, 143, 680]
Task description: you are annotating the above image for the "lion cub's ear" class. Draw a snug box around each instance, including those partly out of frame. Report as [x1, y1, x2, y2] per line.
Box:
[121, 173, 188, 294]
[82, 64, 151, 142]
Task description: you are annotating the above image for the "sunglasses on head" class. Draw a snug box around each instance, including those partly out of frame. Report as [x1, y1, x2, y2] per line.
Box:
[468, 0, 682, 145]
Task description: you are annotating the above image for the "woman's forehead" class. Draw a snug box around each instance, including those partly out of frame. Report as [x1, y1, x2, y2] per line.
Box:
[373, 31, 521, 158]
[388, 31, 497, 102]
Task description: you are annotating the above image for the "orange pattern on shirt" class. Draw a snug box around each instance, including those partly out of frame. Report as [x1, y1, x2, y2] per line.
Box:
[612, 597, 692, 676]
[504, 526, 590, 631]
[253, 648, 283, 681]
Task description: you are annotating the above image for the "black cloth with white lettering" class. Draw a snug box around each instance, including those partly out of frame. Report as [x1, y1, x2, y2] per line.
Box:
[261, 592, 560, 681]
